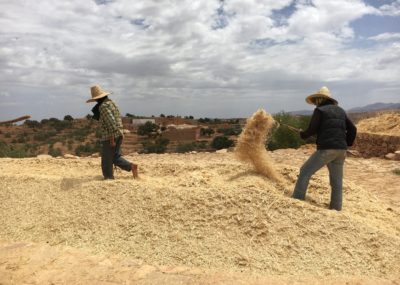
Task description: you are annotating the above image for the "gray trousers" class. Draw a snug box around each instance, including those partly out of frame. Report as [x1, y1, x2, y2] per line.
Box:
[292, 149, 346, 211]
[101, 136, 132, 179]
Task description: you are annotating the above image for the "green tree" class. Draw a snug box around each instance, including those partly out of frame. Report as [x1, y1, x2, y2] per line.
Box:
[137, 121, 159, 136]
[267, 112, 313, 150]
[64, 115, 74, 121]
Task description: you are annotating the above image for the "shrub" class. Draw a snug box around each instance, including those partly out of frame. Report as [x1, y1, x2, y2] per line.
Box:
[217, 127, 242, 136]
[67, 142, 73, 151]
[393, 169, 400, 176]
[137, 121, 159, 136]
[53, 120, 72, 132]
[198, 118, 211, 123]
[142, 138, 169, 154]
[200, 128, 215, 136]
[4, 133, 11, 138]
[195, 140, 209, 149]
[72, 128, 90, 142]
[63, 115, 74, 121]
[33, 131, 57, 141]
[16, 132, 28, 143]
[176, 142, 196, 153]
[0, 141, 31, 158]
[95, 129, 102, 138]
[211, 136, 234, 150]
[267, 112, 313, 150]
[48, 147, 62, 157]
[125, 113, 147, 119]
[24, 120, 41, 128]
[17, 137, 26, 143]
[176, 141, 209, 153]
[75, 142, 100, 156]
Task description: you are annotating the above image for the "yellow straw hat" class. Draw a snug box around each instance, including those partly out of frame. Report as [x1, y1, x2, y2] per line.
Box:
[305, 86, 338, 105]
[86, 85, 112, 103]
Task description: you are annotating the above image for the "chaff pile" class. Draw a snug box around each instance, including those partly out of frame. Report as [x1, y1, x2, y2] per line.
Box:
[357, 112, 400, 136]
[0, 153, 399, 278]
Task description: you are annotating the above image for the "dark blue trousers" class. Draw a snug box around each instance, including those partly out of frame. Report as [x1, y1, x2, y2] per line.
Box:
[101, 136, 132, 179]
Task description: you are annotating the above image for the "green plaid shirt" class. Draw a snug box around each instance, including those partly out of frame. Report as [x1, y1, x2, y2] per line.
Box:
[99, 99, 124, 141]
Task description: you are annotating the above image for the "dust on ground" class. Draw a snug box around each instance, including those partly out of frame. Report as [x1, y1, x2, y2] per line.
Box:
[0, 149, 399, 284]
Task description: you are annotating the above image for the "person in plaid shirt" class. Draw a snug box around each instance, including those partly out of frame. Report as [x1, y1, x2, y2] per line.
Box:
[87, 85, 138, 179]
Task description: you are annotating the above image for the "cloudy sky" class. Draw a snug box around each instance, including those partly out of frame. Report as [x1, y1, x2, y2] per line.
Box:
[0, 0, 399, 120]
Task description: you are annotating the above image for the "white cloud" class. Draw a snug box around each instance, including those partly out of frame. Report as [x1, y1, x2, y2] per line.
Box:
[0, 0, 398, 119]
[379, 0, 400, 16]
[369, 32, 400, 41]
[286, 0, 377, 38]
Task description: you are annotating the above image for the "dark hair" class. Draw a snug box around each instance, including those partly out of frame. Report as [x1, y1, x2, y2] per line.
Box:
[96, 96, 108, 103]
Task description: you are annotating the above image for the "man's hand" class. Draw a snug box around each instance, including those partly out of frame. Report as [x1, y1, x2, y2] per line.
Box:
[110, 137, 116, 147]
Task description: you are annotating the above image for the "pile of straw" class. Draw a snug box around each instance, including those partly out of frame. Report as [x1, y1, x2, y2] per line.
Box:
[357, 112, 400, 136]
[235, 109, 282, 181]
[0, 154, 399, 278]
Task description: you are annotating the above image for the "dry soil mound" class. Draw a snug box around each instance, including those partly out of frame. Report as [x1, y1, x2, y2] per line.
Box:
[0, 153, 399, 280]
[356, 112, 400, 136]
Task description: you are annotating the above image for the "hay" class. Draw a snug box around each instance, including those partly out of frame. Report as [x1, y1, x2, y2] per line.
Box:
[235, 109, 282, 182]
[357, 112, 400, 136]
[1, 152, 399, 278]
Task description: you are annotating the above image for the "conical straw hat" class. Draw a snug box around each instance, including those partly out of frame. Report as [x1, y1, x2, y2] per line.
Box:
[306, 86, 338, 105]
[86, 85, 111, 103]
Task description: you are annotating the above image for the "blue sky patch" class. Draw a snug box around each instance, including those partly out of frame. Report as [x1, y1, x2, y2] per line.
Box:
[351, 14, 400, 38]
[271, 1, 296, 26]
[130, 18, 150, 29]
[94, 0, 114, 5]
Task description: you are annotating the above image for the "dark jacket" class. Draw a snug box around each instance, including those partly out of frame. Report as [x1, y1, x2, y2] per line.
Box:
[300, 102, 357, 150]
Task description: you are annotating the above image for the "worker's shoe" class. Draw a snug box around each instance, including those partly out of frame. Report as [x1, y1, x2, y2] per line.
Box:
[131, 163, 138, 179]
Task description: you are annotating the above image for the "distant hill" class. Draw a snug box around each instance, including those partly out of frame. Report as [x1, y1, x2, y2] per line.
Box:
[347, 102, 400, 113]
[288, 102, 400, 116]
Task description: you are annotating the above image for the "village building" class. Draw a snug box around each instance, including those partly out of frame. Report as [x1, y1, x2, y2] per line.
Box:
[161, 124, 200, 141]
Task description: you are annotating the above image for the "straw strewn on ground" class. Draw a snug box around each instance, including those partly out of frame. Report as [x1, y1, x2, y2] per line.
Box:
[356, 112, 400, 136]
[0, 152, 399, 279]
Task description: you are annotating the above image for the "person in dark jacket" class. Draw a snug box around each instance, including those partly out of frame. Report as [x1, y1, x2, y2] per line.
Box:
[87, 85, 138, 180]
[292, 86, 357, 211]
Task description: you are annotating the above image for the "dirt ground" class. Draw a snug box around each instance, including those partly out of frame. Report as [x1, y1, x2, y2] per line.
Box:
[0, 149, 399, 284]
